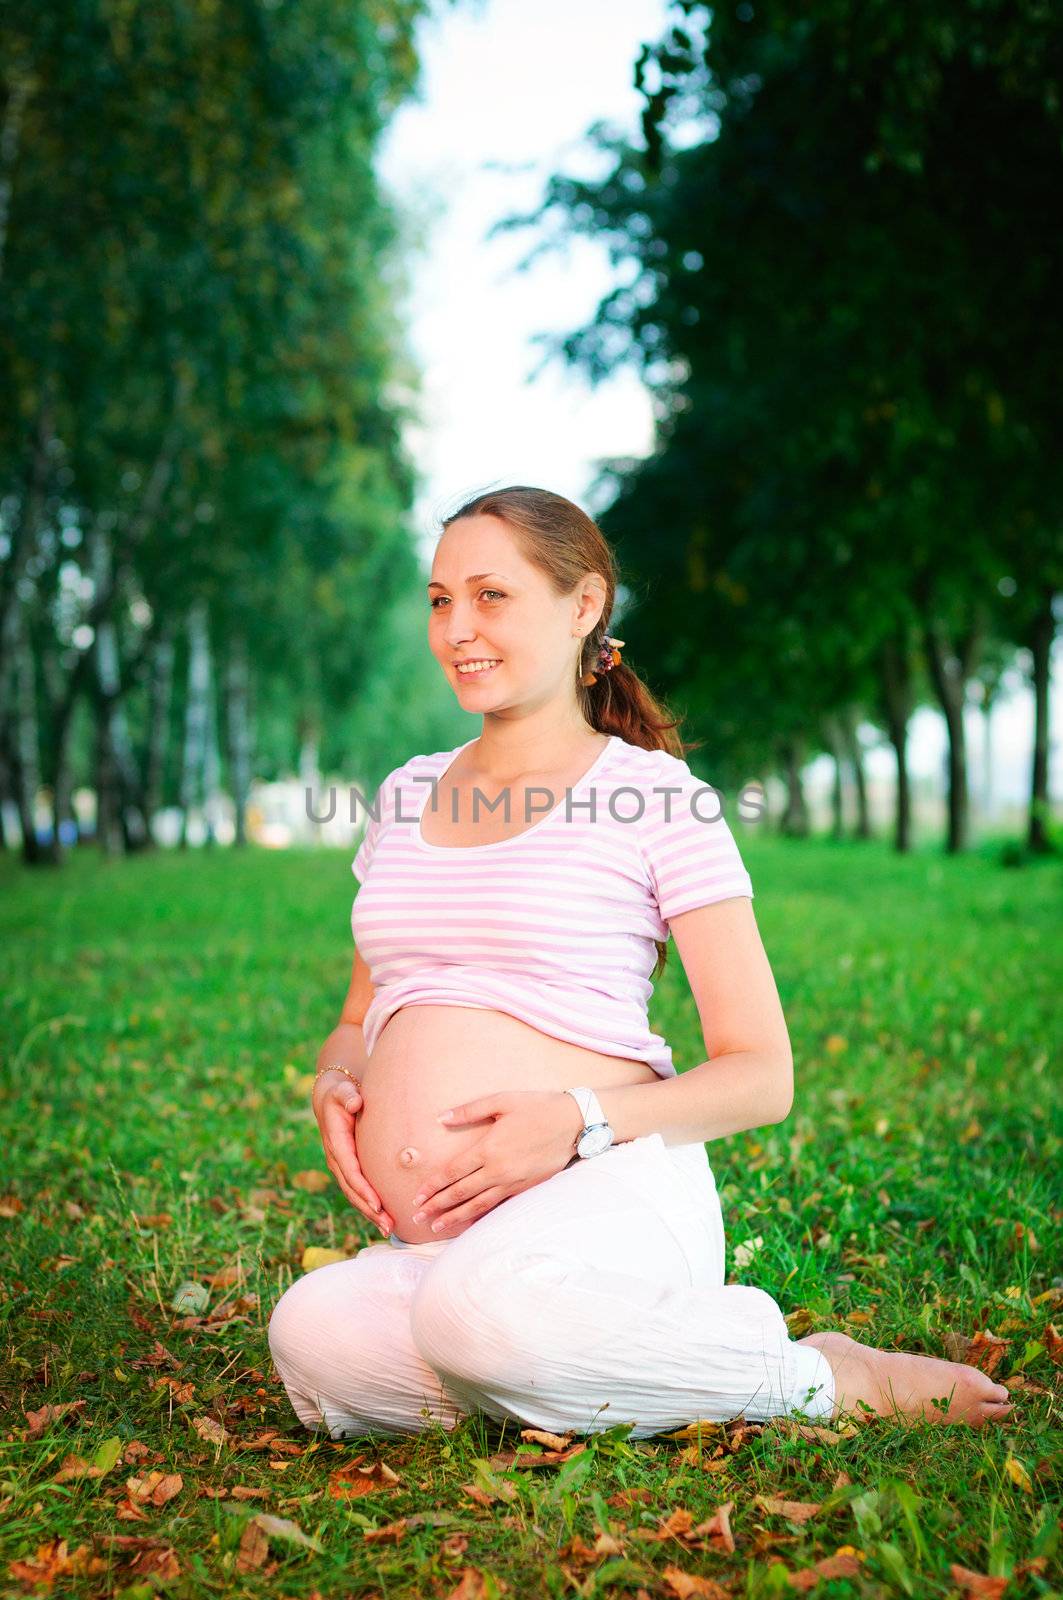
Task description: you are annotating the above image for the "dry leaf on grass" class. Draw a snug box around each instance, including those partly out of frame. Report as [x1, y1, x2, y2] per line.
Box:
[290, 1170, 332, 1193]
[783, 1546, 866, 1591]
[755, 1494, 822, 1523]
[964, 1331, 1009, 1376]
[301, 1246, 350, 1272]
[192, 1415, 231, 1446]
[23, 1400, 87, 1437]
[949, 1565, 1010, 1599]
[328, 1458, 402, 1498]
[6, 1538, 108, 1589]
[443, 1570, 506, 1600]
[635, 1502, 735, 1554]
[519, 1426, 571, 1449]
[661, 1566, 730, 1599]
[126, 1470, 184, 1506]
[363, 1519, 409, 1544]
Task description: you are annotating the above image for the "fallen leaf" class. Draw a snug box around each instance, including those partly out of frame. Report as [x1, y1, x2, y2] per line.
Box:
[692, 1501, 735, 1553]
[608, 1486, 653, 1508]
[364, 1518, 408, 1543]
[756, 1495, 822, 1524]
[663, 1420, 729, 1443]
[251, 1513, 323, 1553]
[965, 1331, 1008, 1376]
[1004, 1455, 1033, 1493]
[23, 1400, 87, 1438]
[328, 1458, 401, 1498]
[787, 1546, 866, 1590]
[126, 1470, 184, 1507]
[519, 1427, 571, 1450]
[6, 1538, 107, 1588]
[662, 1566, 730, 1598]
[948, 1564, 1010, 1599]
[192, 1415, 230, 1447]
[204, 1264, 244, 1288]
[236, 1519, 270, 1573]
[291, 1170, 332, 1194]
[301, 1246, 350, 1272]
[152, 1376, 196, 1404]
[443, 1570, 498, 1600]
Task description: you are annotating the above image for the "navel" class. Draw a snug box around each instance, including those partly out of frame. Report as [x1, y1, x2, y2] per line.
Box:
[397, 1145, 421, 1168]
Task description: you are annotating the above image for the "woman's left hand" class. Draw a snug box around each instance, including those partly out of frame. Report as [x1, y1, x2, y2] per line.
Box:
[409, 1090, 585, 1235]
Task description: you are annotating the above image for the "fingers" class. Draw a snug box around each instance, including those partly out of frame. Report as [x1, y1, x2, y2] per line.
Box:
[423, 1187, 506, 1238]
[410, 1165, 486, 1226]
[323, 1151, 393, 1234]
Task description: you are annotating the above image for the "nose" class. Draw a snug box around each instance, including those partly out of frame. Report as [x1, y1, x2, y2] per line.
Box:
[441, 604, 477, 650]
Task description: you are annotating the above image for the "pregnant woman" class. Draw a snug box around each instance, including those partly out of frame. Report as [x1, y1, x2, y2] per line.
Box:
[268, 485, 1013, 1440]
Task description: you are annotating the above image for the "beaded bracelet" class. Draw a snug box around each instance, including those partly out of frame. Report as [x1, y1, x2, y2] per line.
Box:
[315, 1063, 362, 1091]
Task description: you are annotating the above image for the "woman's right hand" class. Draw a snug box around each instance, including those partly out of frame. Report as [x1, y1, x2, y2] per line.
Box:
[313, 1072, 394, 1237]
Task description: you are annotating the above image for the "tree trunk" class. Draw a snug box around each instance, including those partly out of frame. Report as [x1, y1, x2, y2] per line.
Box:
[823, 715, 846, 839]
[922, 609, 984, 853]
[142, 623, 175, 845]
[779, 736, 810, 837]
[203, 648, 221, 848]
[9, 607, 45, 864]
[179, 601, 211, 848]
[881, 633, 913, 853]
[840, 707, 870, 839]
[90, 524, 148, 854]
[1027, 588, 1057, 854]
[224, 630, 253, 846]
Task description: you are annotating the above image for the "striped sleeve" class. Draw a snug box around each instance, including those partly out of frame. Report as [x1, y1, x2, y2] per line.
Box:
[352, 762, 404, 886]
[638, 754, 753, 926]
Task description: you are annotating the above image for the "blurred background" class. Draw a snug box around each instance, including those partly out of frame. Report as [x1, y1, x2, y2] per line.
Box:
[2, 0, 1060, 865]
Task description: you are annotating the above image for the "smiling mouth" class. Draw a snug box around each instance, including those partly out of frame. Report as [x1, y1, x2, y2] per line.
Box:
[454, 659, 502, 678]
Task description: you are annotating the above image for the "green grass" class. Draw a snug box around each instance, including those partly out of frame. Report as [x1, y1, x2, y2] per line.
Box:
[1, 835, 1060, 1598]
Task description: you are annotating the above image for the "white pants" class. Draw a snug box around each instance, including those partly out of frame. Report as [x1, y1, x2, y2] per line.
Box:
[267, 1131, 835, 1440]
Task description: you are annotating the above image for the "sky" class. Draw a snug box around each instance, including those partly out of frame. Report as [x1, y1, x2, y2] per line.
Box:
[374, 0, 1059, 814]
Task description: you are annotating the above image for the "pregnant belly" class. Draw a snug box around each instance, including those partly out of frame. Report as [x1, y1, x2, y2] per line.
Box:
[354, 1005, 659, 1244]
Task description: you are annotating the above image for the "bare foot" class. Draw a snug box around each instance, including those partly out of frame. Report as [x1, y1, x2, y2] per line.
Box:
[798, 1330, 1014, 1427]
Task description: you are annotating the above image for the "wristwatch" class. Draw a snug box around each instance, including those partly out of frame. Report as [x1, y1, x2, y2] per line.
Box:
[563, 1086, 615, 1159]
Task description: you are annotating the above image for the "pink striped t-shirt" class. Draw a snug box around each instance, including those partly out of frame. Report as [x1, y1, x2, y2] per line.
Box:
[351, 733, 754, 1079]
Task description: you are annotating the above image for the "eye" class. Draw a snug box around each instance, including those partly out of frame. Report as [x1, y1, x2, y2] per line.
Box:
[429, 589, 506, 609]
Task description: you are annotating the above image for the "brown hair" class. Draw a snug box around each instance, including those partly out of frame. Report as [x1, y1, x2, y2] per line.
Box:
[441, 484, 699, 978]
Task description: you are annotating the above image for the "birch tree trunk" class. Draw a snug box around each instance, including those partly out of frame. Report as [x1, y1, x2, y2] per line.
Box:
[10, 606, 44, 863]
[224, 631, 252, 846]
[143, 623, 175, 845]
[90, 523, 148, 854]
[921, 607, 984, 854]
[1027, 588, 1057, 854]
[778, 735, 810, 837]
[179, 601, 211, 849]
[840, 708, 870, 840]
[881, 633, 913, 853]
[823, 714, 846, 839]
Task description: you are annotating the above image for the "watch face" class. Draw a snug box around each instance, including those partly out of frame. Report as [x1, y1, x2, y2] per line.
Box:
[578, 1124, 613, 1158]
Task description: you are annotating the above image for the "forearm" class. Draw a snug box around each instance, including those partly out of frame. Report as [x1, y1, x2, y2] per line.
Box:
[317, 1019, 370, 1076]
[596, 1049, 794, 1147]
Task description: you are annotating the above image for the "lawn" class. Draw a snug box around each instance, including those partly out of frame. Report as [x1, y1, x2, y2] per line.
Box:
[1, 835, 1059, 1598]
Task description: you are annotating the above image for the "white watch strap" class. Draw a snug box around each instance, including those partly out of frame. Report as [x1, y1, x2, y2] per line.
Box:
[564, 1085, 607, 1133]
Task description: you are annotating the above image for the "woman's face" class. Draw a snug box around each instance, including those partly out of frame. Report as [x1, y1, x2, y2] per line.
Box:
[427, 514, 604, 714]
